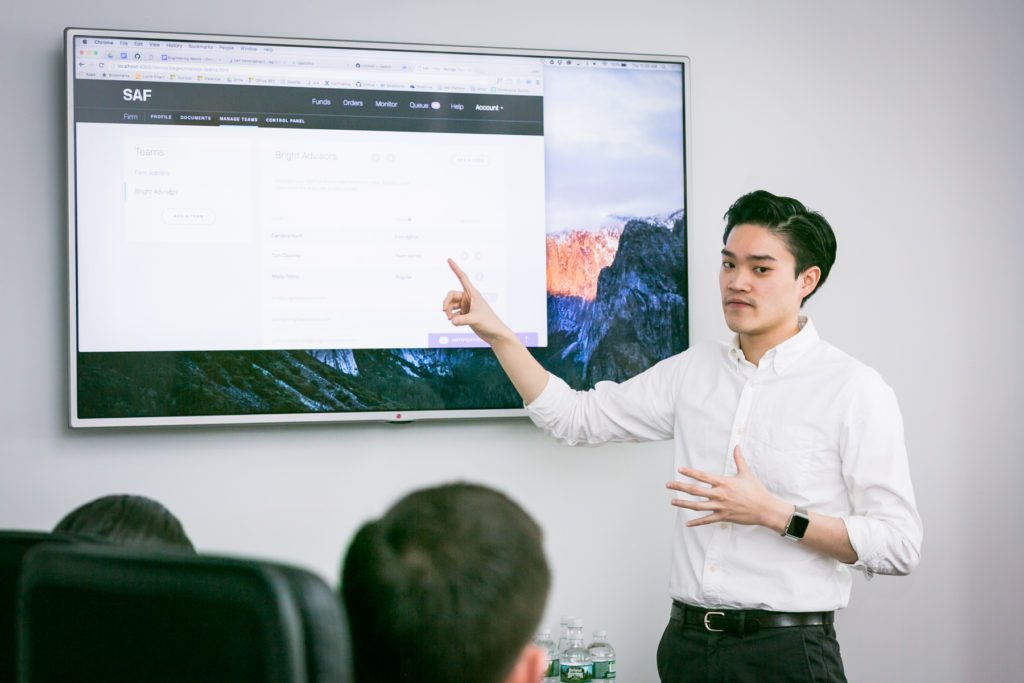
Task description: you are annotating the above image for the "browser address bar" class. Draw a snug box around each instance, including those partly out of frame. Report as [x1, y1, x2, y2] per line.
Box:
[108, 61, 497, 88]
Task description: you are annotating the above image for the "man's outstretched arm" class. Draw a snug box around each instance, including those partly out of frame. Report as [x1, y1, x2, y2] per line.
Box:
[441, 259, 549, 405]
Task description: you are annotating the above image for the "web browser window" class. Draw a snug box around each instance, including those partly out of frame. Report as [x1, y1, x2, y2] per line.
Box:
[73, 36, 547, 351]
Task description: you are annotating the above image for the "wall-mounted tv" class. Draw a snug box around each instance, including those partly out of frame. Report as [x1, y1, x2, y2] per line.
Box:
[66, 28, 690, 427]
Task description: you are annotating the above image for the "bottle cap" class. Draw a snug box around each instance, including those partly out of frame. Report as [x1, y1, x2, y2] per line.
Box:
[592, 630, 607, 639]
[536, 629, 551, 638]
[569, 617, 584, 627]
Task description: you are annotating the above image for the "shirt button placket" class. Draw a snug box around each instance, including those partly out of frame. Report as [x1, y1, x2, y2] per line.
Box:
[726, 381, 754, 475]
[702, 380, 754, 604]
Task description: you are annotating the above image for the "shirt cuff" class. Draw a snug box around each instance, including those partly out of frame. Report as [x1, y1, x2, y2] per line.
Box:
[841, 516, 876, 578]
[842, 514, 921, 577]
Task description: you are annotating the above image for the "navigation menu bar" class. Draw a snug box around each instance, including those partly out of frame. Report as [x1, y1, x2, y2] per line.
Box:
[74, 80, 543, 136]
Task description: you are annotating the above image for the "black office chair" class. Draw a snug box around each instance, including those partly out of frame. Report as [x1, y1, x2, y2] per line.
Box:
[276, 561, 353, 683]
[18, 544, 352, 683]
[0, 531, 74, 683]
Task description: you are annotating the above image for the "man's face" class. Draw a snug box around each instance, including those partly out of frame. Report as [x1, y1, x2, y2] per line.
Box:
[719, 224, 817, 343]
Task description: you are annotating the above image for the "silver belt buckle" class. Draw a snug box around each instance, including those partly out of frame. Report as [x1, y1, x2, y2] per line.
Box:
[703, 611, 725, 632]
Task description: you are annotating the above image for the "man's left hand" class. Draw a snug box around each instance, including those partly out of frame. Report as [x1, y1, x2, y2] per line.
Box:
[666, 445, 792, 530]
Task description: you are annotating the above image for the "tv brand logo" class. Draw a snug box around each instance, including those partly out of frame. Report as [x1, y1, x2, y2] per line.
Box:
[123, 88, 153, 102]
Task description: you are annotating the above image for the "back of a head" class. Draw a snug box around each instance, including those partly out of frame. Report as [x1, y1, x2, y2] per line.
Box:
[53, 494, 195, 553]
[723, 189, 838, 305]
[341, 482, 550, 683]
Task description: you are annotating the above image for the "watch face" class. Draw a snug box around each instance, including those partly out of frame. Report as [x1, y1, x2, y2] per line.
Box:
[787, 512, 810, 539]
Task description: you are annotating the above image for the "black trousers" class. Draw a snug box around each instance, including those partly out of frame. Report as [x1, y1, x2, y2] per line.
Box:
[656, 615, 848, 683]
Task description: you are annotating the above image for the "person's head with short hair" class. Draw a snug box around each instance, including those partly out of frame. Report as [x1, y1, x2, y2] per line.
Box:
[53, 494, 195, 552]
[722, 189, 837, 307]
[341, 482, 550, 683]
[719, 190, 839, 359]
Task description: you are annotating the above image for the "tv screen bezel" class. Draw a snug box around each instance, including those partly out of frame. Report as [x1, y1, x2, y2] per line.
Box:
[65, 27, 692, 428]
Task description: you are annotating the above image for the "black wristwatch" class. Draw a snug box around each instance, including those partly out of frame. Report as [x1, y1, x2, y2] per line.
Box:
[782, 506, 810, 541]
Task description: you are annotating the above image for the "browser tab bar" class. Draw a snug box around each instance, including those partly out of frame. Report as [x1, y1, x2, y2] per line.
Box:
[74, 35, 545, 96]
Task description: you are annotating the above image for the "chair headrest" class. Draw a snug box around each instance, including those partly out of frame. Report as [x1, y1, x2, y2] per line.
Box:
[0, 530, 76, 683]
[19, 544, 310, 683]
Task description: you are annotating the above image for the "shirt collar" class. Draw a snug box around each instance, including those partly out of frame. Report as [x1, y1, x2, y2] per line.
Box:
[728, 316, 819, 374]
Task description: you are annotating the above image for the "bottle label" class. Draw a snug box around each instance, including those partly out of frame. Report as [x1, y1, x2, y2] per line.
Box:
[594, 660, 616, 679]
[561, 663, 594, 681]
[545, 658, 560, 677]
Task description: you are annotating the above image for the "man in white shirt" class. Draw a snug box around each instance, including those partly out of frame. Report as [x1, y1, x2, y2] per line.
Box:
[442, 190, 922, 682]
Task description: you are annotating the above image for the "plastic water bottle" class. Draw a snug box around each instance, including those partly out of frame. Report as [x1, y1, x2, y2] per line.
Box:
[534, 629, 560, 682]
[557, 615, 573, 655]
[587, 630, 616, 680]
[560, 617, 593, 681]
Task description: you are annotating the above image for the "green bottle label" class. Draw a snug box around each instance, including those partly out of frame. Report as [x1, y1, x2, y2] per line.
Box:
[561, 663, 593, 681]
[594, 660, 616, 679]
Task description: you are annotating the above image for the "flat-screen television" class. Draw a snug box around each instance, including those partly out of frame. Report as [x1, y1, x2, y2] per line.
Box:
[66, 28, 690, 427]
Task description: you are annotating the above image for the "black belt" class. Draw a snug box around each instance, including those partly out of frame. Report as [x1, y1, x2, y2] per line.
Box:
[671, 601, 834, 636]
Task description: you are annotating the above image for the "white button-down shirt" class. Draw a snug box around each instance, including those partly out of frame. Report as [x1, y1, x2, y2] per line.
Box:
[525, 318, 922, 611]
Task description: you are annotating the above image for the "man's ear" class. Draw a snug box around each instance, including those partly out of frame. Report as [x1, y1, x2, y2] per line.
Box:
[798, 266, 821, 300]
[503, 643, 549, 683]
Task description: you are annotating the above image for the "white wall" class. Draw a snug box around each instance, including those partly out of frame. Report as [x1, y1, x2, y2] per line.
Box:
[3, 1, 1022, 680]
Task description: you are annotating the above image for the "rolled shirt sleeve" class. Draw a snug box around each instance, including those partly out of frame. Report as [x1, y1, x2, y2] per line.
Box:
[839, 370, 923, 576]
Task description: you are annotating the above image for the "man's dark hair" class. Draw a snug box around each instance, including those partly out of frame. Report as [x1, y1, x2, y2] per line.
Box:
[341, 482, 550, 683]
[53, 494, 195, 552]
[723, 190, 838, 305]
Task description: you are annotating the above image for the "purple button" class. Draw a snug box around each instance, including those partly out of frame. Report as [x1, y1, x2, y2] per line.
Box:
[427, 332, 539, 348]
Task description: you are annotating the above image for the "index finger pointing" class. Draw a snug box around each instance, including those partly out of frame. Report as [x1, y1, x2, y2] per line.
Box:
[447, 258, 473, 289]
